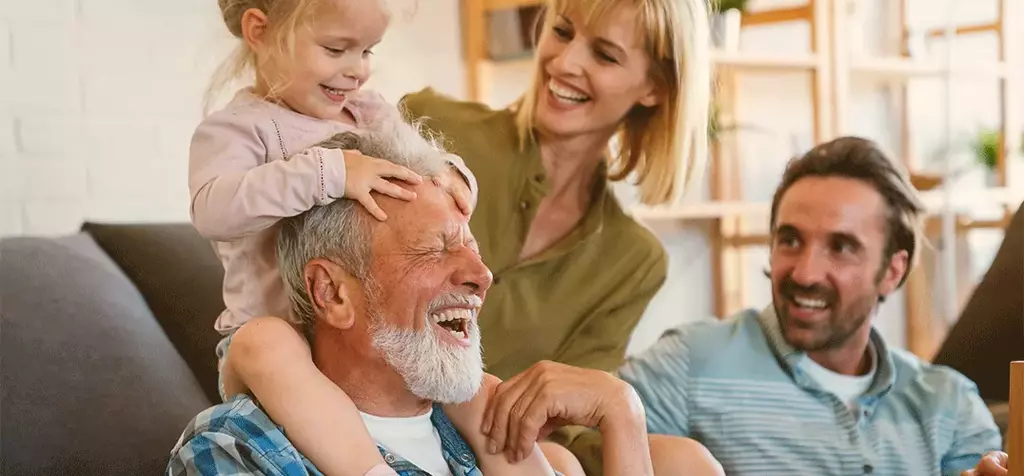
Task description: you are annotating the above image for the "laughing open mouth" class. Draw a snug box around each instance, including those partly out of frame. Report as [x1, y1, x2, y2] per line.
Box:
[791, 295, 828, 310]
[430, 308, 473, 339]
[548, 80, 591, 103]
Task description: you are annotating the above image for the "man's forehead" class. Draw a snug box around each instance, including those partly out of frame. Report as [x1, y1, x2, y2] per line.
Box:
[377, 182, 470, 239]
[776, 177, 887, 236]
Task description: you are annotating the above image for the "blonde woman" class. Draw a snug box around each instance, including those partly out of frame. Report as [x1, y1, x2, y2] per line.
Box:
[401, 0, 710, 383]
[401, 0, 720, 473]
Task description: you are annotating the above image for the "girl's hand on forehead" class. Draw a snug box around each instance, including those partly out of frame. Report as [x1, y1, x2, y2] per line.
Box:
[431, 166, 473, 218]
[342, 149, 423, 221]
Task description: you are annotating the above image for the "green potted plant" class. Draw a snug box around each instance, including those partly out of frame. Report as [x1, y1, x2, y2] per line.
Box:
[971, 129, 999, 172]
[707, 101, 772, 143]
[710, 0, 748, 50]
[713, 0, 749, 12]
[970, 129, 1024, 186]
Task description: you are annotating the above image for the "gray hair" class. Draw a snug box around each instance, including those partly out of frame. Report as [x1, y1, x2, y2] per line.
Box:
[276, 118, 451, 327]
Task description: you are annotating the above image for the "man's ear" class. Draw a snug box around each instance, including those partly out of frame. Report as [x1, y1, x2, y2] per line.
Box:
[240, 8, 269, 51]
[878, 249, 909, 298]
[303, 259, 357, 330]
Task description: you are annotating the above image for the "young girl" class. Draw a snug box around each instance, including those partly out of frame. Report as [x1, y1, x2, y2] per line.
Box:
[192, 0, 559, 474]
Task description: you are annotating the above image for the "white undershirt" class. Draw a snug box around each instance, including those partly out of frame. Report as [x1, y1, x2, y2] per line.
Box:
[800, 351, 876, 411]
[359, 408, 453, 476]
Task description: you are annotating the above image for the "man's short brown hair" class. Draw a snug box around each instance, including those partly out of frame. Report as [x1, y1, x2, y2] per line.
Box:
[769, 136, 926, 288]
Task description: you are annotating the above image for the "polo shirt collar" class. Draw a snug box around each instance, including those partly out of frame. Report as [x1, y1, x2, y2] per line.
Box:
[756, 305, 896, 399]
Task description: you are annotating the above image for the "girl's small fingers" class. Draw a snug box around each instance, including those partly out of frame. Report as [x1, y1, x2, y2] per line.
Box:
[378, 161, 423, 184]
[373, 179, 417, 201]
[450, 189, 472, 216]
[357, 195, 388, 221]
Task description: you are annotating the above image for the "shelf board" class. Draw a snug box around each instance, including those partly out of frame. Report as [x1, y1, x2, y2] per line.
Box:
[631, 200, 769, 221]
[484, 0, 542, 12]
[741, 5, 812, 27]
[850, 57, 1009, 79]
[924, 22, 999, 38]
[712, 50, 821, 71]
[631, 187, 1023, 222]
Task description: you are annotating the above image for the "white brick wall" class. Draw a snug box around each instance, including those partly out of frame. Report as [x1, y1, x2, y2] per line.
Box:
[0, 0, 466, 237]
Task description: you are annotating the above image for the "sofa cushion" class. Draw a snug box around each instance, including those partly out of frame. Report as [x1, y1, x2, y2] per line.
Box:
[1, 234, 213, 476]
[933, 201, 1024, 401]
[82, 222, 225, 402]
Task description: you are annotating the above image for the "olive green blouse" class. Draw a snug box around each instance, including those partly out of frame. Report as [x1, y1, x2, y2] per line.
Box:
[400, 88, 668, 379]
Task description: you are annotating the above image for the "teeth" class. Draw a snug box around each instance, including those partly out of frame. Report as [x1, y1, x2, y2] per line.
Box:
[548, 81, 589, 102]
[794, 296, 827, 309]
[322, 85, 345, 95]
[430, 308, 475, 324]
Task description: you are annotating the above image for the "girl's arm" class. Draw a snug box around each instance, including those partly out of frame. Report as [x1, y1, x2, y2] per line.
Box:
[224, 316, 395, 476]
[443, 374, 558, 475]
[188, 114, 350, 241]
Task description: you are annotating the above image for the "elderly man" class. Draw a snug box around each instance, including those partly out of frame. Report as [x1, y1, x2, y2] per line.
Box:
[166, 119, 667, 475]
[521, 137, 1004, 475]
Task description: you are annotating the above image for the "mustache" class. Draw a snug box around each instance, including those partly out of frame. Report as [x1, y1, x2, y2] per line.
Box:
[427, 293, 483, 313]
[779, 276, 836, 302]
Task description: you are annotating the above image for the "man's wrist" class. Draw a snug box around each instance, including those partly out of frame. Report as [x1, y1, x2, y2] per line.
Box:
[597, 381, 647, 435]
[594, 381, 654, 476]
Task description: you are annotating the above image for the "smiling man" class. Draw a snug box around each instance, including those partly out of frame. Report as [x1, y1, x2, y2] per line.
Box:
[167, 121, 499, 475]
[557, 137, 1004, 476]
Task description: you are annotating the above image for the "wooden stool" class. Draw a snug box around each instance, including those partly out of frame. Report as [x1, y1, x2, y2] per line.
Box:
[1010, 361, 1023, 476]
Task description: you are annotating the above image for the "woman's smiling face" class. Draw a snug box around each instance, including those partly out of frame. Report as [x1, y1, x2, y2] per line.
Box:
[532, 3, 661, 139]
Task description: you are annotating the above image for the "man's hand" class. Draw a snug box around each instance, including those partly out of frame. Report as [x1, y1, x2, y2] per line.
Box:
[961, 451, 1009, 476]
[480, 361, 647, 465]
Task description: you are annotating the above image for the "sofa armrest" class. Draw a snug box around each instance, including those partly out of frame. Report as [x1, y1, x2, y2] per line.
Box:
[986, 402, 1009, 450]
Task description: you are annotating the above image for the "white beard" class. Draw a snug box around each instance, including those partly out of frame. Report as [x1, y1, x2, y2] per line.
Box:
[369, 307, 484, 404]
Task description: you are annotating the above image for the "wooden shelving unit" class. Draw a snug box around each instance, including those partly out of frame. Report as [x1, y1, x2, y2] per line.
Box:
[831, 0, 1022, 359]
[460, 0, 1023, 357]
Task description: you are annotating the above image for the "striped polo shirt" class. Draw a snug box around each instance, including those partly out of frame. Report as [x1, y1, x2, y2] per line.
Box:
[615, 307, 1002, 476]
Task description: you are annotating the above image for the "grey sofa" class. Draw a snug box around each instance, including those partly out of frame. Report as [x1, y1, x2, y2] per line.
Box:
[1, 223, 226, 475]
[0, 218, 1017, 475]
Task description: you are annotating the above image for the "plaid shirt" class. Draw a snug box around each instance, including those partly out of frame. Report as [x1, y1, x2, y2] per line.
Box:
[167, 395, 483, 476]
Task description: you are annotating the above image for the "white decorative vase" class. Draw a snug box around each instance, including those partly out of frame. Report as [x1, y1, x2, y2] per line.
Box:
[710, 9, 742, 51]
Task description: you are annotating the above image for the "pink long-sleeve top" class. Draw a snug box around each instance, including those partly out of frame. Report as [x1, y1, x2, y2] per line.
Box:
[189, 88, 477, 334]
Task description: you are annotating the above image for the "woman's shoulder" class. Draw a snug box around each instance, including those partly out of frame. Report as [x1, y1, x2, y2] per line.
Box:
[398, 88, 512, 135]
[399, 88, 521, 163]
[601, 197, 669, 271]
[400, 87, 493, 120]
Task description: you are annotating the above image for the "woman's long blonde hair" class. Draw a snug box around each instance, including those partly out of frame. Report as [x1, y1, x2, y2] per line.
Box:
[514, 0, 711, 206]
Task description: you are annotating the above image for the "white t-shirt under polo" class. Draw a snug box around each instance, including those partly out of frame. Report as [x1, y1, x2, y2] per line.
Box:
[800, 351, 876, 411]
[359, 408, 453, 476]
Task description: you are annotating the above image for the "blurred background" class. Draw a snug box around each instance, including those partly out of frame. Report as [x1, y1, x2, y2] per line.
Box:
[1, 0, 1021, 360]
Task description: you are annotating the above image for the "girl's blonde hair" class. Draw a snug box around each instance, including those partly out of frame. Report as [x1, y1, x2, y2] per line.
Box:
[205, 0, 325, 112]
[514, 0, 711, 206]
